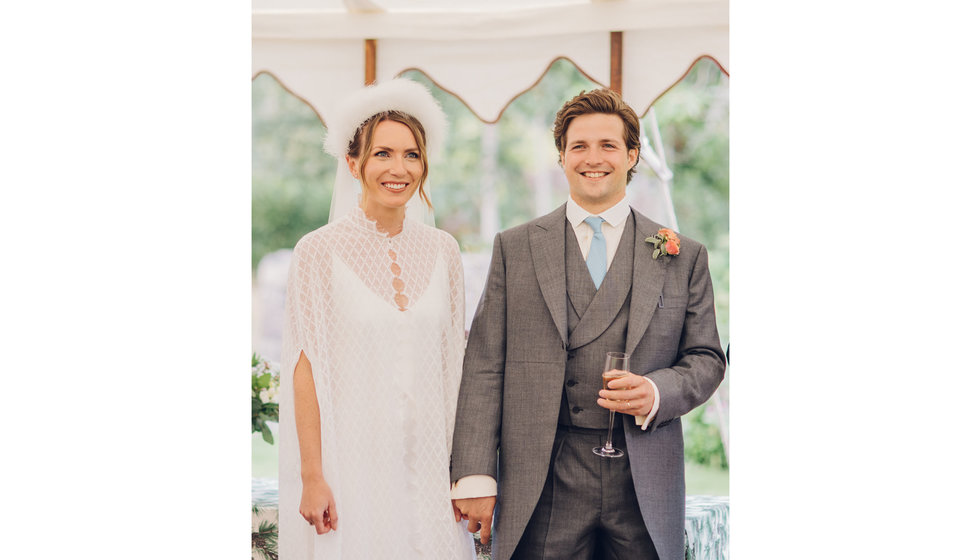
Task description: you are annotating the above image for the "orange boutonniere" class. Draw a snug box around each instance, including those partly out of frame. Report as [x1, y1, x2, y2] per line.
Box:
[645, 228, 680, 260]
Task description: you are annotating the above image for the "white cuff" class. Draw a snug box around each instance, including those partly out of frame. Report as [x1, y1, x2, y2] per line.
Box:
[634, 377, 661, 431]
[451, 474, 497, 499]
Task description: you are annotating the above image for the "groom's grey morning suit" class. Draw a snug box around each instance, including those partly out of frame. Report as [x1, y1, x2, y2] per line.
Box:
[451, 203, 726, 560]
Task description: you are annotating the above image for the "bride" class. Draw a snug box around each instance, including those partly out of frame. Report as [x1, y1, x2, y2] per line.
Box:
[278, 78, 476, 559]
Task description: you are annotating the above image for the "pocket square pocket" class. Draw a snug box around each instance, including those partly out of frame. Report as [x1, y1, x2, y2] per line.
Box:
[658, 292, 688, 309]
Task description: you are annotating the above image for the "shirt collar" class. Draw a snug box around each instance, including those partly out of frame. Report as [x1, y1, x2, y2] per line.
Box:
[566, 195, 631, 228]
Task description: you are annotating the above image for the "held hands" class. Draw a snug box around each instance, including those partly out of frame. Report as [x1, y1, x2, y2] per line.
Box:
[597, 371, 654, 417]
[299, 476, 339, 535]
[453, 496, 496, 544]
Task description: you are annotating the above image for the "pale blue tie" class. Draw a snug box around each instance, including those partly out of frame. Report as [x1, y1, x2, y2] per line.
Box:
[584, 216, 606, 289]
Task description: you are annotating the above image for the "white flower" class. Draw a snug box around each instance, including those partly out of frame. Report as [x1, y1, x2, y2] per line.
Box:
[259, 388, 271, 404]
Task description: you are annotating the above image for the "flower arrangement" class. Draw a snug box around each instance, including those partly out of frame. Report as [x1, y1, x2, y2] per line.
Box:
[252, 353, 280, 444]
[645, 228, 680, 260]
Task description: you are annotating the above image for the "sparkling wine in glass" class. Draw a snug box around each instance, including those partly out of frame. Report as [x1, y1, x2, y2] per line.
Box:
[593, 352, 629, 458]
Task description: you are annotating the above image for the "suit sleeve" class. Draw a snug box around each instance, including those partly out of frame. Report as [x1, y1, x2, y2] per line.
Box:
[450, 232, 508, 483]
[646, 243, 726, 429]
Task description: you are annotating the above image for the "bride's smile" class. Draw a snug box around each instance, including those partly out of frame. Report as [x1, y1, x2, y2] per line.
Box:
[352, 120, 423, 218]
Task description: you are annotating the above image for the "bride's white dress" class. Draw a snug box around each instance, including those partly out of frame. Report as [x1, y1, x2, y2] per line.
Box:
[278, 208, 475, 559]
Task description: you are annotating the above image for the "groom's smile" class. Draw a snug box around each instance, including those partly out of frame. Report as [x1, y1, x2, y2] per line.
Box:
[561, 113, 638, 214]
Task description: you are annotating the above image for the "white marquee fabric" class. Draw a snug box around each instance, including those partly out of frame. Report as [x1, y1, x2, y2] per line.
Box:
[252, 0, 728, 122]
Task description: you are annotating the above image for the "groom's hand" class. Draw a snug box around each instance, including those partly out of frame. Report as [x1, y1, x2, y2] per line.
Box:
[598, 372, 654, 416]
[453, 496, 495, 544]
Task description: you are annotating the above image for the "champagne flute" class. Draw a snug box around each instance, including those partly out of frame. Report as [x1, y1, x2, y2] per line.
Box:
[593, 351, 629, 458]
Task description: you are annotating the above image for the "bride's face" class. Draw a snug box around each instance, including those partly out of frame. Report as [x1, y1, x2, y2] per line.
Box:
[348, 120, 424, 215]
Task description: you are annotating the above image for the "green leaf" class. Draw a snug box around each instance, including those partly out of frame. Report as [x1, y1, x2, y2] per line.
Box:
[261, 422, 274, 444]
[252, 514, 280, 560]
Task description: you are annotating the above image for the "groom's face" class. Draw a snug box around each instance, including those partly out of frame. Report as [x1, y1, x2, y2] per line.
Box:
[560, 113, 638, 214]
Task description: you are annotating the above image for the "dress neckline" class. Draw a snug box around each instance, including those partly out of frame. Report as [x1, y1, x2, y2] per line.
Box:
[349, 206, 413, 240]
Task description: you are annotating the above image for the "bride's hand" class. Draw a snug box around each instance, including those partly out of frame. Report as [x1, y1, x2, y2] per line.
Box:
[299, 476, 338, 534]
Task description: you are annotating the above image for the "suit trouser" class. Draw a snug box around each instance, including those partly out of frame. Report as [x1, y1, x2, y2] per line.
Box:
[512, 421, 659, 560]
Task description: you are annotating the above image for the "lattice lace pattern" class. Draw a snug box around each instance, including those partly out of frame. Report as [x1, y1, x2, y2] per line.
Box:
[278, 208, 474, 559]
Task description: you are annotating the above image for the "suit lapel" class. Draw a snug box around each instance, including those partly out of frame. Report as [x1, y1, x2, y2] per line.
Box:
[567, 214, 635, 350]
[529, 205, 569, 348]
[626, 210, 668, 355]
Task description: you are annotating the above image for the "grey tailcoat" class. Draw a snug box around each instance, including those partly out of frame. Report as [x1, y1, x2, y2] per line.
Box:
[451, 204, 726, 560]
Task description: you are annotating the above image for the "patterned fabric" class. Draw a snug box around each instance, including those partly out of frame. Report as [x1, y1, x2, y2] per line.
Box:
[278, 207, 475, 559]
[684, 496, 730, 560]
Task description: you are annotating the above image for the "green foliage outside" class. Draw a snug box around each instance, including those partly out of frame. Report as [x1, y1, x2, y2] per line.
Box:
[683, 404, 728, 470]
[252, 73, 336, 269]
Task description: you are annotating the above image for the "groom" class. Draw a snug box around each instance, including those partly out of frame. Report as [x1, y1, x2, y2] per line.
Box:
[450, 88, 726, 560]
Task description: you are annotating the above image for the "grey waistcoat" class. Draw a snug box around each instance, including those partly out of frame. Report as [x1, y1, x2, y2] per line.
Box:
[558, 214, 635, 429]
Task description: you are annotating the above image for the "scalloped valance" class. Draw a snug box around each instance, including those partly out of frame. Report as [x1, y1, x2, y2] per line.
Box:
[252, 0, 728, 123]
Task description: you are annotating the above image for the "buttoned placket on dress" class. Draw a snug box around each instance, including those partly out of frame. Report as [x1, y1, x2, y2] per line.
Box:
[386, 236, 409, 311]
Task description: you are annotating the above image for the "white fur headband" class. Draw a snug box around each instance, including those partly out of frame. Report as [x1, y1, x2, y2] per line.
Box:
[322, 78, 448, 159]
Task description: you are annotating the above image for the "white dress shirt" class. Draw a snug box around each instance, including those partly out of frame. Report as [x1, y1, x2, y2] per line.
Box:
[451, 197, 661, 500]
[565, 194, 630, 271]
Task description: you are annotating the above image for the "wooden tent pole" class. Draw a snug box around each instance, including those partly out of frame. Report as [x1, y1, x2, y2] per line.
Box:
[365, 39, 377, 85]
[610, 31, 623, 94]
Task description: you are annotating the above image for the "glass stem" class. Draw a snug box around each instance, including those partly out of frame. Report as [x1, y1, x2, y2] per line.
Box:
[604, 410, 616, 450]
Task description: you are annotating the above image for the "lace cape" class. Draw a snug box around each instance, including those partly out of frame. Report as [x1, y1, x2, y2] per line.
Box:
[278, 208, 473, 559]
